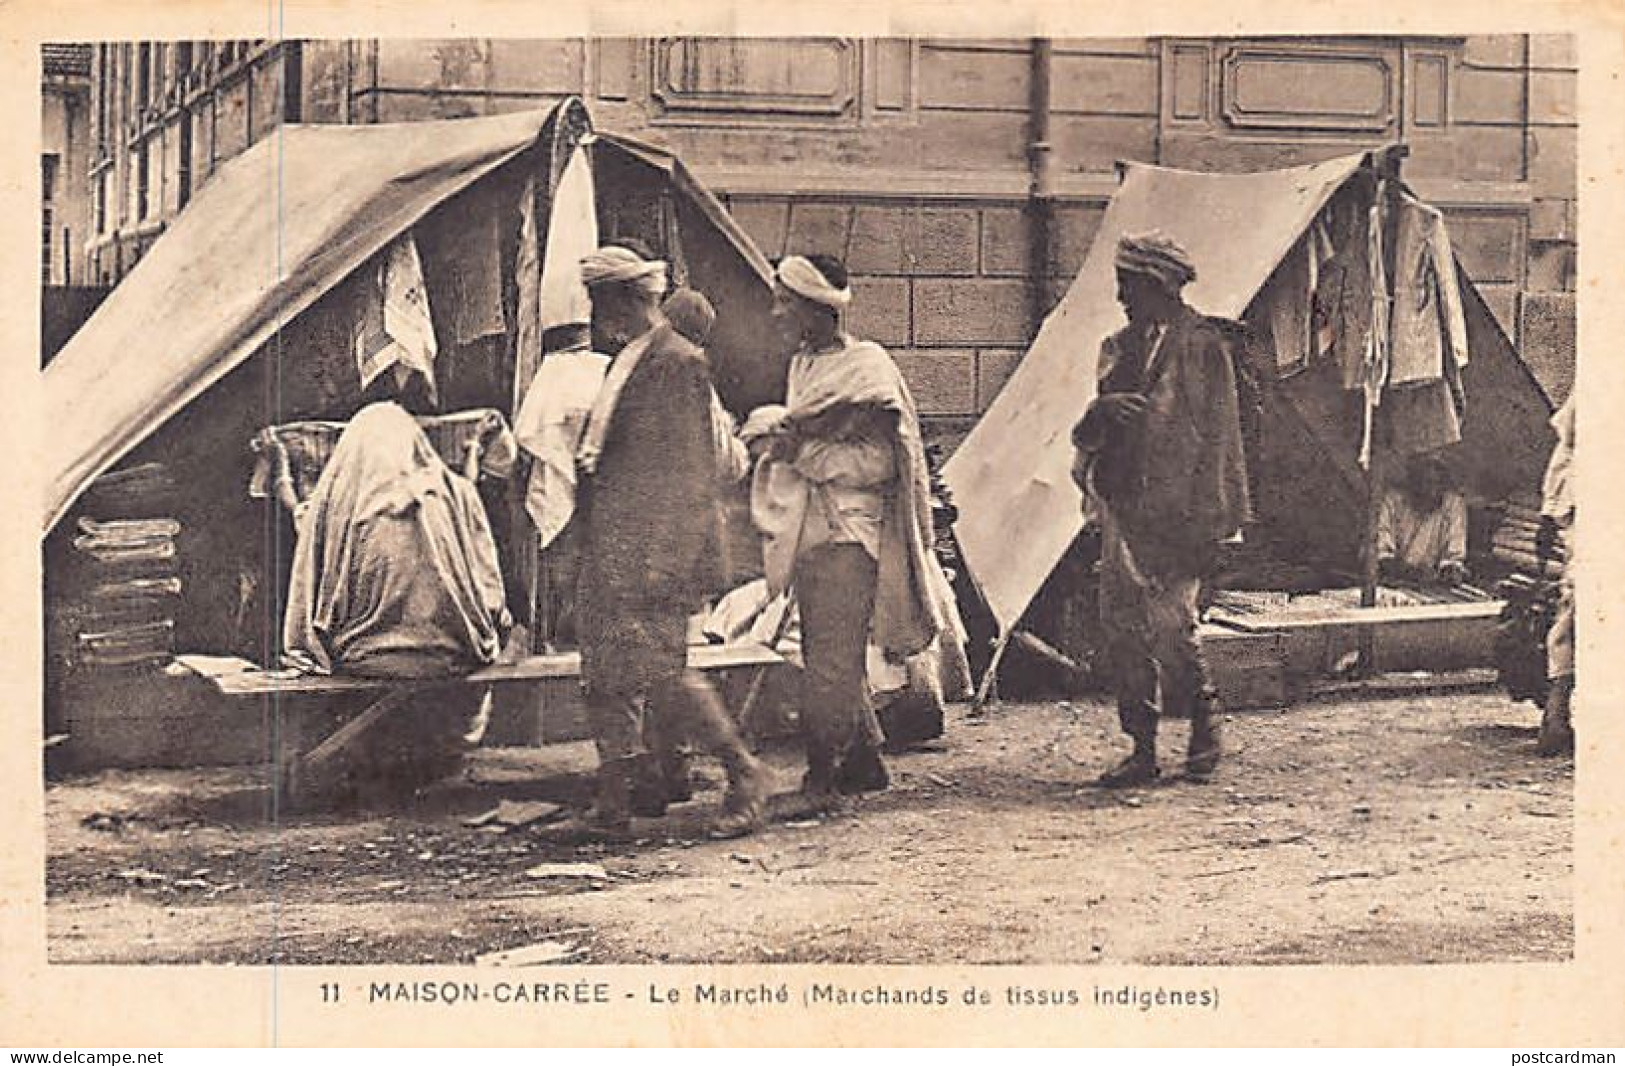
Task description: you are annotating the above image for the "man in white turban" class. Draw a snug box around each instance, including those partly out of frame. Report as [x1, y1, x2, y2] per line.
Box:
[565, 242, 771, 839]
[744, 253, 969, 807]
[1071, 232, 1250, 788]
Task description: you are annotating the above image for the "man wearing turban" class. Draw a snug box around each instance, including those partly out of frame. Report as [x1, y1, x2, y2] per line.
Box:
[566, 243, 772, 838]
[745, 253, 969, 806]
[1071, 232, 1251, 788]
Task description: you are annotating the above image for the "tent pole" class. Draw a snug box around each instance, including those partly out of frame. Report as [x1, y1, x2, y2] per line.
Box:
[971, 627, 1014, 714]
[1359, 145, 1408, 677]
[1025, 37, 1056, 337]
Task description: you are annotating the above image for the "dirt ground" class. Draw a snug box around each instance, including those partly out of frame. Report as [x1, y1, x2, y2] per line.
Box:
[44, 688, 1572, 966]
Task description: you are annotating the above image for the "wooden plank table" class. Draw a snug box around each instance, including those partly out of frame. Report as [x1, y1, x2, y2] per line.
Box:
[193, 642, 783, 697]
[176, 643, 785, 805]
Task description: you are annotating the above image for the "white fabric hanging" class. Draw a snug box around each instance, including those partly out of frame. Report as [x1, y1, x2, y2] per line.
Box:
[539, 143, 598, 332]
[354, 234, 439, 402]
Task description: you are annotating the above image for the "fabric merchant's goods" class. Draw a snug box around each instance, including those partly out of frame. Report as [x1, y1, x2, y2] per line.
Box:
[281, 403, 508, 677]
[77, 618, 175, 669]
[57, 514, 184, 675]
[1388, 194, 1470, 386]
[1265, 239, 1316, 374]
[436, 206, 507, 346]
[512, 349, 611, 547]
[539, 145, 598, 332]
[1313, 201, 1375, 389]
[354, 235, 440, 401]
[79, 462, 178, 519]
[513, 172, 544, 415]
[1358, 192, 1392, 469]
[1382, 379, 1462, 457]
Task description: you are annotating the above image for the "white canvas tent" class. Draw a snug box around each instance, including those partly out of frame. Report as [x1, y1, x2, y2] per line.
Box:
[943, 151, 1555, 645]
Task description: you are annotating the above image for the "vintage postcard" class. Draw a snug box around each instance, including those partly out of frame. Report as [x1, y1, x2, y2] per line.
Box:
[3, 0, 1623, 1049]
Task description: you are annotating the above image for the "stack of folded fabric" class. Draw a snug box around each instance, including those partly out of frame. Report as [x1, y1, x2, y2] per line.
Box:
[60, 515, 182, 672]
[1490, 494, 1565, 575]
[76, 461, 177, 519]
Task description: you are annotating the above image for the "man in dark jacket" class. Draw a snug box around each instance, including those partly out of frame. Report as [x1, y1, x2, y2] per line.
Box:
[1072, 233, 1251, 788]
[569, 245, 771, 837]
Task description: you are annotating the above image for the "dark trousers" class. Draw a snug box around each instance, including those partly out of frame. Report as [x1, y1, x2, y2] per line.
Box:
[796, 543, 885, 770]
[1097, 514, 1214, 741]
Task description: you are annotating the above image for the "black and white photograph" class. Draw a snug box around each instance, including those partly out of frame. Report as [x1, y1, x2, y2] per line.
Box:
[10, 11, 1624, 1048]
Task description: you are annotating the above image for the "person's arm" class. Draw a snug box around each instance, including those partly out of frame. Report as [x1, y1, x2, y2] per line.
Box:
[792, 404, 898, 489]
[1074, 336, 1145, 454]
[270, 440, 305, 522]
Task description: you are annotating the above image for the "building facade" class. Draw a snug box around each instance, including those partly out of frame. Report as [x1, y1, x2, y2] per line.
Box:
[81, 36, 1578, 415]
[42, 44, 93, 288]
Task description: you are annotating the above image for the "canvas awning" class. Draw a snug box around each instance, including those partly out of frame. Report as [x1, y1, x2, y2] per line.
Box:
[42, 104, 775, 534]
[943, 154, 1371, 633]
[44, 109, 551, 532]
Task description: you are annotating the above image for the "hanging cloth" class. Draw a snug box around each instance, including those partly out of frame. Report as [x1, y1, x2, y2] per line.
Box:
[1388, 193, 1470, 386]
[354, 234, 439, 403]
[513, 347, 611, 548]
[1358, 190, 1391, 469]
[1315, 197, 1374, 389]
[539, 144, 599, 335]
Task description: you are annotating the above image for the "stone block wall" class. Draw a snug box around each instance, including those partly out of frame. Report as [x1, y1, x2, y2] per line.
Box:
[80, 35, 1579, 412]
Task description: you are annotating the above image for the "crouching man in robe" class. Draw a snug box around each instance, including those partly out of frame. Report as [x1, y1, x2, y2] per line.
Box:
[1071, 233, 1251, 788]
[567, 245, 772, 839]
[745, 253, 967, 807]
[277, 401, 510, 799]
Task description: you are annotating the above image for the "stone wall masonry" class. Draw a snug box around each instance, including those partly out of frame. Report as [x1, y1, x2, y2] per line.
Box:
[82, 35, 1578, 416]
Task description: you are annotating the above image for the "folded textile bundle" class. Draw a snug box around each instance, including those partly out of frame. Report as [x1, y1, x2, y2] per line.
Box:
[52, 469, 184, 677]
[76, 618, 175, 669]
[78, 462, 178, 518]
[69, 537, 177, 566]
[66, 519, 181, 595]
[88, 576, 183, 601]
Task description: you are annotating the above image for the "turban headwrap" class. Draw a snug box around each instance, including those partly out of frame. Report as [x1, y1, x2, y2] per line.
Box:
[776, 255, 851, 309]
[580, 245, 668, 297]
[1115, 232, 1197, 292]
